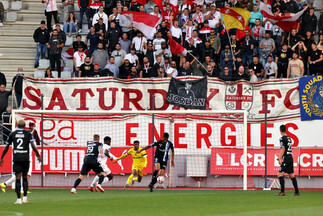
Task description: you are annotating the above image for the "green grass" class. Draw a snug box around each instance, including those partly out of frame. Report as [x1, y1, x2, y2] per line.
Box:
[0, 189, 322, 216]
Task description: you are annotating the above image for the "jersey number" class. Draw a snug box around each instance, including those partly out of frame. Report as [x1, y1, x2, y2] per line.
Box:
[87, 146, 94, 154]
[17, 138, 24, 149]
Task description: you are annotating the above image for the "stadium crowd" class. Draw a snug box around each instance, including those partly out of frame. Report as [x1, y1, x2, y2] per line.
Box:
[30, 0, 323, 81]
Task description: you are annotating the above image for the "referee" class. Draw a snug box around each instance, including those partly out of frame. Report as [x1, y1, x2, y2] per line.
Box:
[0, 119, 42, 204]
[276, 124, 300, 196]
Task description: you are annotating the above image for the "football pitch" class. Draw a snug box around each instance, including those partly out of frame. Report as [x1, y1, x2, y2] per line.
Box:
[0, 189, 322, 216]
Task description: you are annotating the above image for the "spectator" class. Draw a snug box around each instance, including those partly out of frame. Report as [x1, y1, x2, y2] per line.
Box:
[231, 34, 241, 57]
[131, 31, 147, 65]
[73, 34, 87, 52]
[199, 39, 215, 63]
[92, 6, 108, 30]
[249, 5, 263, 28]
[12, 67, 24, 108]
[119, 32, 132, 53]
[303, 30, 315, 51]
[119, 6, 133, 39]
[62, 0, 75, 22]
[208, 29, 221, 64]
[64, 12, 78, 36]
[205, 4, 221, 33]
[85, 26, 101, 57]
[153, 31, 166, 51]
[233, 66, 249, 81]
[56, 24, 67, 45]
[104, 56, 119, 77]
[79, 56, 94, 77]
[125, 48, 139, 67]
[2, 106, 12, 140]
[166, 61, 178, 77]
[249, 55, 264, 80]
[48, 30, 64, 78]
[106, 21, 121, 54]
[127, 66, 139, 79]
[119, 59, 132, 79]
[251, 19, 265, 54]
[291, 40, 308, 73]
[74, 45, 86, 76]
[308, 43, 323, 75]
[108, 8, 120, 28]
[319, 13, 323, 35]
[44, 68, 54, 78]
[178, 61, 193, 76]
[240, 29, 255, 66]
[111, 43, 127, 67]
[153, 56, 163, 77]
[188, 30, 203, 48]
[145, 0, 156, 14]
[285, 0, 299, 13]
[205, 64, 219, 77]
[317, 34, 323, 52]
[286, 29, 300, 49]
[92, 63, 113, 77]
[249, 68, 258, 83]
[192, 5, 204, 29]
[91, 42, 109, 69]
[185, 39, 198, 68]
[28, 122, 41, 146]
[130, 0, 142, 12]
[220, 67, 232, 81]
[154, 42, 172, 65]
[162, 57, 171, 74]
[0, 2, 3, 26]
[199, 21, 212, 43]
[287, 52, 304, 78]
[179, 0, 191, 14]
[0, 71, 5, 86]
[0, 84, 11, 118]
[33, 20, 50, 68]
[94, 18, 107, 38]
[145, 42, 155, 65]
[162, 3, 176, 29]
[140, 57, 155, 78]
[220, 44, 235, 71]
[276, 43, 292, 78]
[271, 23, 284, 51]
[79, 0, 91, 33]
[259, 32, 275, 66]
[264, 55, 278, 79]
[272, 0, 286, 13]
[45, 0, 59, 32]
[89, 0, 104, 22]
[104, 0, 114, 15]
[201, 56, 212, 74]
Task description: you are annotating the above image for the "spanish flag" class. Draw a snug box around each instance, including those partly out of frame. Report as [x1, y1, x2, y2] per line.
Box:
[220, 8, 251, 30]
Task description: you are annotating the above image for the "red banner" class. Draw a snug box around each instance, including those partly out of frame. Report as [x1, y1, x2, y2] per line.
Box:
[0, 146, 153, 174]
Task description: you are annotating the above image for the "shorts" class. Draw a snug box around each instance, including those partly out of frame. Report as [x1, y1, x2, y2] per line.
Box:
[154, 157, 167, 170]
[80, 162, 103, 175]
[279, 155, 294, 174]
[27, 160, 32, 176]
[131, 165, 144, 177]
[100, 162, 111, 175]
[13, 161, 30, 176]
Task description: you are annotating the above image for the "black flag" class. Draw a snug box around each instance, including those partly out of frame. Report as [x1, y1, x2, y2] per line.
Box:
[166, 77, 207, 109]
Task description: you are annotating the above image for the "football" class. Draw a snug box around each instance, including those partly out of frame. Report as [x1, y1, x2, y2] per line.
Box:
[157, 176, 165, 184]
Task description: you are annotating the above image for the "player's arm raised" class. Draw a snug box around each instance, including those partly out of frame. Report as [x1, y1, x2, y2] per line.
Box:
[136, 143, 155, 153]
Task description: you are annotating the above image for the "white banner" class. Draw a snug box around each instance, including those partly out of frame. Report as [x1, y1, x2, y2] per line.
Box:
[22, 77, 300, 122]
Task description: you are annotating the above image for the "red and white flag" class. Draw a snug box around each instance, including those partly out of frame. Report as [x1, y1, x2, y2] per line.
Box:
[259, 1, 307, 32]
[187, 0, 204, 5]
[154, 0, 163, 9]
[122, 11, 161, 39]
[168, 36, 187, 56]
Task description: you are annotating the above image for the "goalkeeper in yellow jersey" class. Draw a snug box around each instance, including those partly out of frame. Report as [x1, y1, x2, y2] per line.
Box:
[113, 140, 147, 189]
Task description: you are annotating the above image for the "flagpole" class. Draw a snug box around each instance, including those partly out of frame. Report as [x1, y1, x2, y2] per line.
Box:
[187, 52, 208, 73]
[223, 21, 236, 69]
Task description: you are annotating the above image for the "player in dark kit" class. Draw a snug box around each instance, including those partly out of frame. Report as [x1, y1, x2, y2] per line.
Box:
[0, 119, 41, 204]
[71, 134, 106, 193]
[276, 125, 300, 196]
[137, 132, 175, 192]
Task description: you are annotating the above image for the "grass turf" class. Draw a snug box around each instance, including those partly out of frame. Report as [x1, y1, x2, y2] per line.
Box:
[0, 189, 322, 216]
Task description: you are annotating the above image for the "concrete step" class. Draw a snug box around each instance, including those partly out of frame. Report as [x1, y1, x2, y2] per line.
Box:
[18, 13, 47, 22]
[0, 28, 35, 36]
[0, 59, 34, 65]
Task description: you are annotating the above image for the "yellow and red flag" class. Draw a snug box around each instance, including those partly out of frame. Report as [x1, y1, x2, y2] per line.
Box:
[220, 7, 251, 30]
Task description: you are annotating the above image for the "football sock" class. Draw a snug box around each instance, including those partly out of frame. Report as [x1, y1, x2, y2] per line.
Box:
[73, 178, 82, 189]
[16, 179, 21, 199]
[279, 176, 285, 193]
[98, 175, 104, 185]
[291, 177, 299, 193]
[150, 170, 158, 185]
[126, 174, 134, 184]
[5, 175, 16, 186]
[90, 176, 100, 187]
[23, 178, 28, 197]
[133, 177, 138, 182]
[102, 177, 110, 184]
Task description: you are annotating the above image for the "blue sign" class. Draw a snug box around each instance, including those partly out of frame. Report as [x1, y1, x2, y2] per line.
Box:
[299, 76, 323, 121]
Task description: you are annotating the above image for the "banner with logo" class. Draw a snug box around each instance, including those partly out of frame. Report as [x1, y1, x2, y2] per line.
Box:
[299, 75, 323, 121]
[210, 148, 323, 176]
[0, 146, 153, 174]
[23, 77, 301, 122]
[166, 77, 207, 109]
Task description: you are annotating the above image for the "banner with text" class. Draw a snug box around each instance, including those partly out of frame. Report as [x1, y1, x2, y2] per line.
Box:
[299, 75, 323, 121]
[23, 77, 301, 122]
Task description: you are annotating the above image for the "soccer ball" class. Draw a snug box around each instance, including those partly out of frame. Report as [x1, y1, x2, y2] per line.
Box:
[157, 176, 165, 184]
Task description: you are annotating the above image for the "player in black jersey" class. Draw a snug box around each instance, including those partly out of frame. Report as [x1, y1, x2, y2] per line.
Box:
[71, 134, 106, 193]
[276, 125, 300, 196]
[0, 119, 41, 204]
[137, 132, 175, 192]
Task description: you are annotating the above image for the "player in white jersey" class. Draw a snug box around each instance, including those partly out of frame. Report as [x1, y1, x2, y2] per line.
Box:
[88, 136, 114, 191]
